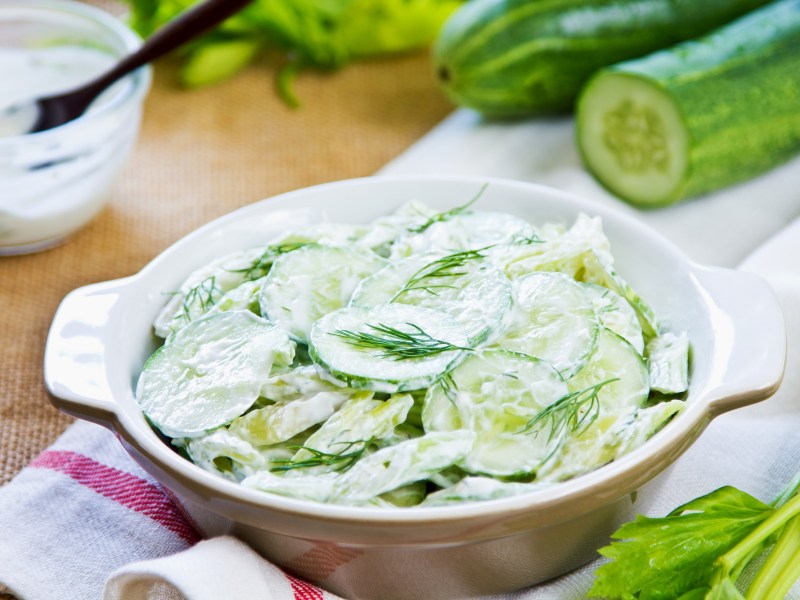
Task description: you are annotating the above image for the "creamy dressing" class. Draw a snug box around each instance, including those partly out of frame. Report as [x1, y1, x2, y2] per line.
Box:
[0, 47, 115, 137]
[0, 45, 139, 253]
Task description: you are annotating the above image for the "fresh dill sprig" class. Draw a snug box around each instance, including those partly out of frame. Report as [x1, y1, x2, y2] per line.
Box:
[181, 276, 223, 320]
[331, 322, 471, 361]
[440, 372, 460, 405]
[229, 242, 309, 281]
[519, 378, 619, 441]
[510, 232, 544, 245]
[390, 248, 488, 302]
[408, 183, 489, 234]
[269, 439, 371, 473]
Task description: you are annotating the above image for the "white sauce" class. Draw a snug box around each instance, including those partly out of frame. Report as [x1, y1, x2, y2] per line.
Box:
[0, 46, 135, 253]
[0, 47, 115, 137]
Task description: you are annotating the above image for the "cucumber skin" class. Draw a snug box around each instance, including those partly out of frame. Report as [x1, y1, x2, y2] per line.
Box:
[578, 0, 800, 206]
[434, 0, 773, 118]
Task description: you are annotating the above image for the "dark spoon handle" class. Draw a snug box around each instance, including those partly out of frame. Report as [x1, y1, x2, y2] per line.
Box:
[34, 0, 254, 130]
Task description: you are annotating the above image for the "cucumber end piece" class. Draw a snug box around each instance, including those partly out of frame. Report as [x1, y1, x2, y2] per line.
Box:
[577, 72, 690, 208]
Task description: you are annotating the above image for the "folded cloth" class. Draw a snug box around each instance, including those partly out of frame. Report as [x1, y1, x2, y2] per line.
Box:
[2, 218, 800, 600]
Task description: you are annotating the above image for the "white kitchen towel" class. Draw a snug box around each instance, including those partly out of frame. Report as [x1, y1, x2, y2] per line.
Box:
[1, 214, 799, 600]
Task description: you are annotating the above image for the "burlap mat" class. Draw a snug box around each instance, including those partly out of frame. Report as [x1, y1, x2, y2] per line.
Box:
[0, 6, 452, 486]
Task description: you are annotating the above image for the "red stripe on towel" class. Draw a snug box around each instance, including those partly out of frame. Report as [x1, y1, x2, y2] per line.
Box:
[30, 450, 201, 545]
[285, 572, 325, 600]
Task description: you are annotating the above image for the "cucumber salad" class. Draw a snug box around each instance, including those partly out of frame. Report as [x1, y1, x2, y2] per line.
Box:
[136, 193, 690, 507]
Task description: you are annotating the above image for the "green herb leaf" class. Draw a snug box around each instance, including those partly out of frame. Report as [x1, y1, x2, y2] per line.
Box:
[270, 438, 372, 473]
[331, 322, 470, 360]
[519, 378, 618, 442]
[590, 486, 773, 600]
[408, 183, 488, 234]
[181, 38, 262, 88]
[390, 247, 488, 302]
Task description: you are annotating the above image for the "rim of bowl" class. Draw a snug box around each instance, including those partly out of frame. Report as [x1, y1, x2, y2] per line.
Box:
[0, 0, 151, 145]
[108, 175, 723, 529]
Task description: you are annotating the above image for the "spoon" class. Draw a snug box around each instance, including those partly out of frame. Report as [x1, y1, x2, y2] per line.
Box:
[11, 0, 254, 134]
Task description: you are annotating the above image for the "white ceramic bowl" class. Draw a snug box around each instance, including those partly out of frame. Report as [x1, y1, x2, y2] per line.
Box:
[44, 176, 785, 599]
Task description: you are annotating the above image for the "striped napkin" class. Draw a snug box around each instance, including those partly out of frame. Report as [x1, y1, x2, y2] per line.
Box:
[1, 218, 799, 600]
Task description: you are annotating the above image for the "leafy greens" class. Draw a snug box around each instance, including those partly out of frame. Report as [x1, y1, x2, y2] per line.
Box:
[124, 0, 462, 103]
[590, 476, 800, 599]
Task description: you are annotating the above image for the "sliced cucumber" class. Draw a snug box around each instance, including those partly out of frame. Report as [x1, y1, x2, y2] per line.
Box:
[309, 304, 471, 393]
[259, 364, 349, 402]
[646, 331, 690, 394]
[228, 390, 357, 445]
[136, 311, 295, 438]
[583, 282, 644, 355]
[390, 210, 534, 260]
[493, 272, 598, 378]
[184, 428, 266, 481]
[260, 245, 386, 343]
[330, 431, 476, 504]
[535, 327, 650, 481]
[351, 251, 512, 344]
[291, 393, 414, 468]
[421, 476, 555, 506]
[423, 349, 568, 477]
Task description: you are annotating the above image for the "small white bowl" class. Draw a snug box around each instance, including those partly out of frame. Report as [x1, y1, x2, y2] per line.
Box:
[0, 0, 150, 255]
[44, 176, 785, 598]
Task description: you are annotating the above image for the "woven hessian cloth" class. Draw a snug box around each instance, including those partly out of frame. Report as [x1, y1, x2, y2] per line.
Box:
[0, 4, 453, 489]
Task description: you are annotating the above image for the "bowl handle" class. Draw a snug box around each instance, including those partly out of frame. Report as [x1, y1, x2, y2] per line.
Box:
[44, 278, 131, 426]
[692, 266, 787, 417]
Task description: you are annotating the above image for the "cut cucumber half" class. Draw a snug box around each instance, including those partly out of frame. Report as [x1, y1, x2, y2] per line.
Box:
[309, 304, 471, 393]
[577, 73, 690, 207]
[493, 272, 598, 378]
[582, 282, 644, 355]
[351, 251, 512, 344]
[136, 311, 295, 438]
[423, 349, 568, 477]
[260, 245, 386, 343]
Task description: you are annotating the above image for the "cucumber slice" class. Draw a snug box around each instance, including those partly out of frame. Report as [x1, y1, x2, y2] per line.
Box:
[330, 431, 476, 504]
[583, 282, 644, 355]
[493, 272, 598, 378]
[309, 304, 471, 393]
[646, 331, 690, 394]
[390, 211, 534, 260]
[421, 477, 555, 506]
[260, 245, 386, 343]
[351, 251, 512, 344]
[423, 349, 568, 477]
[228, 390, 355, 445]
[259, 364, 350, 402]
[184, 428, 266, 482]
[535, 328, 650, 481]
[568, 327, 649, 412]
[291, 393, 414, 469]
[136, 311, 295, 438]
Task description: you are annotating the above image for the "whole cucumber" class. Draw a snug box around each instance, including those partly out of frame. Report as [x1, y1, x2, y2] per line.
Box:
[434, 0, 773, 118]
[576, 0, 800, 207]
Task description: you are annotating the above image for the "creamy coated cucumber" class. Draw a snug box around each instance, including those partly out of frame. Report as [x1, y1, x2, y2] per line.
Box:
[309, 304, 471, 393]
[536, 327, 650, 481]
[260, 244, 386, 342]
[435, 0, 772, 117]
[494, 271, 598, 378]
[136, 311, 295, 438]
[140, 204, 688, 507]
[577, 0, 800, 206]
[423, 349, 567, 477]
[350, 250, 512, 344]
